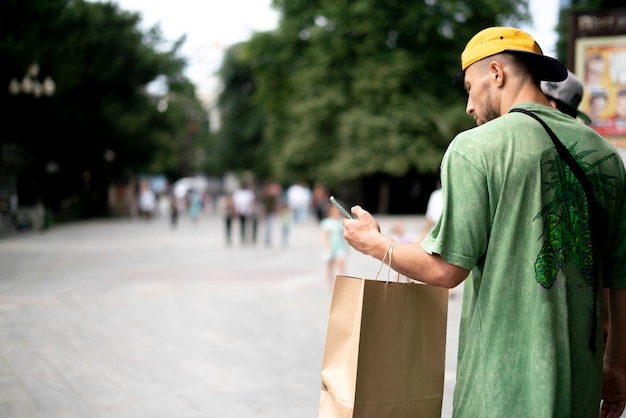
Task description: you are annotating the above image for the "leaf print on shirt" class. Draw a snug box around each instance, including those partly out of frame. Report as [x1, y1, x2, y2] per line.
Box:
[534, 144, 616, 289]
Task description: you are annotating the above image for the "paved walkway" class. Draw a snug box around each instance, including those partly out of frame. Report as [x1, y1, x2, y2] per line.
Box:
[0, 211, 461, 417]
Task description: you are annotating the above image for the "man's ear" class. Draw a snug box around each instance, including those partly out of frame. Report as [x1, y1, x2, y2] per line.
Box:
[489, 61, 505, 86]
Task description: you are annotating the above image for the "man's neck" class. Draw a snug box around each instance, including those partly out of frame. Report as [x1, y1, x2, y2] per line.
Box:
[500, 81, 552, 115]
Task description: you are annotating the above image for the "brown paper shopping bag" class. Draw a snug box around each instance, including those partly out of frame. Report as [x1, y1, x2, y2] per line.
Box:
[318, 245, 448, 418]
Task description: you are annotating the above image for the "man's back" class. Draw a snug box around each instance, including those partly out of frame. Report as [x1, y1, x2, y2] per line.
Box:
[425, 103, 626, 417]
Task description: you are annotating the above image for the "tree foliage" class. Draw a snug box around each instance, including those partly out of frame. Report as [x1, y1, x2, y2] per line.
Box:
[215, 0, 531, 186]
[1, 0, 208, 216]
[212, 44, 269, 178]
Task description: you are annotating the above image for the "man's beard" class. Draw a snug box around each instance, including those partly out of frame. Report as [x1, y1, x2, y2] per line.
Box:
[479, 89, 500, 125]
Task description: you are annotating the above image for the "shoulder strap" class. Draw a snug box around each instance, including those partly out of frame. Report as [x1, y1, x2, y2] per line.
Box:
[510, 108, 597, 202]
[509, 107, 603, 352]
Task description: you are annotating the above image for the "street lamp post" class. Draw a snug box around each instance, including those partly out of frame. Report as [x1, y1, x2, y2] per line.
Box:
[2, 63, 56, 232]
[8, 63, 56, 97]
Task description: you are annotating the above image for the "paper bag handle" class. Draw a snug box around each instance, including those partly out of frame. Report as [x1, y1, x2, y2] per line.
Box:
[375, 240, 398, 283]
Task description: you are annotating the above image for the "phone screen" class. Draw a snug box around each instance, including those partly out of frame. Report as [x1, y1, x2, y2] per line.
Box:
[329, 196, 357, 219]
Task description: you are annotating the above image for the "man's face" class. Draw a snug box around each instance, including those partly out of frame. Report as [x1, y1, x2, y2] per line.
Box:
[463, 63, 500, 126]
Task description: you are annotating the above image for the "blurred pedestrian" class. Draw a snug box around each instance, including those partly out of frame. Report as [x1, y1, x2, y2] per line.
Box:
[262, 182, 281, 247]
[541, 70, 591, 125]
[280, 200, 291, 247]
[219, 193, 236, 246]
[312, 182, 330, 223]
[418, 180, 442, 242]
[188, 190, 203, 224]
[321, 205, 348, 290]
[169, 193, 179, 228]
[138, 181, 156, 220]
[232, 183, 256, 245]
[287, 182, 312, 223]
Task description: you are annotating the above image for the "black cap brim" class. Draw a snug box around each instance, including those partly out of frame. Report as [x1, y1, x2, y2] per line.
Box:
[505, 49, 568, 82]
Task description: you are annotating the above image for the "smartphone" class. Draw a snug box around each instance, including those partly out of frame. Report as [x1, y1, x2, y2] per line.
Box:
[329, 196, 357, 219]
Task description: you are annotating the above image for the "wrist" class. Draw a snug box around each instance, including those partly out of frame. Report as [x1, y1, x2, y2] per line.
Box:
[604, 359, 626, 369]
[372, 237, 397, 261]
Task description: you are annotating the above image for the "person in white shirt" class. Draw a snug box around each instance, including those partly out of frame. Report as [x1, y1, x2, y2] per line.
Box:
[232, 183, 256, 245]
[418, 181, 442, 242]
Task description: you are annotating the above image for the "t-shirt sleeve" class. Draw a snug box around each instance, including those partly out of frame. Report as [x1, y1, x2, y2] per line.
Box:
[421, 145, 490, 271]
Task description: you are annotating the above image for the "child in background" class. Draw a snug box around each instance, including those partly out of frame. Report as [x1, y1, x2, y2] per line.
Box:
[390, 222, 414, 244]
[321, 205, 348, 290]
[280, 201, 291, 247]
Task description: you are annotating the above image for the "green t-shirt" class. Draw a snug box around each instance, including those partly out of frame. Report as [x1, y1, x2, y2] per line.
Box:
[422, 103, 626, 417]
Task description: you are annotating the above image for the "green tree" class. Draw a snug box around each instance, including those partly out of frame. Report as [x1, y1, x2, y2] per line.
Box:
[212, 44, 270, 178]
[224, 0, 530, 186]
[1, 0, 206, 218]
[149, 78, 212, 179]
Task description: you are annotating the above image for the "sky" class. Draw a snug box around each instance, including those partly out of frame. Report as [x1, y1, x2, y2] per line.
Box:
[110, 0, 559, 104]
[110, 0, 280, 102]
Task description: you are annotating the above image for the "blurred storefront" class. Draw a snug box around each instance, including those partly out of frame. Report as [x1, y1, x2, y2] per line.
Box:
[571, 9, 626, 159]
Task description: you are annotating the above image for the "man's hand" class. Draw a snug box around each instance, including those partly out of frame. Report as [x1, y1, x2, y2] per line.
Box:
[342, 206, 386, 258]
[601, 362, 626, 418]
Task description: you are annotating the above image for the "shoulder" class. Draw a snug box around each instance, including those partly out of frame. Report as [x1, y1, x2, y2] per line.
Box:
[449, 103, 568, 154]
[450, 115, 514, 149]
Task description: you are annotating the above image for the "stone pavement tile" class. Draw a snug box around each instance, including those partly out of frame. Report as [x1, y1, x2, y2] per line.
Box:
[0, 402, 43, 418]
[17, 373, 86, 411]
[94, 404, 153, 418]
[2, 347, 56, 379]
[62, 373, 134, 409]
[185, 396, 262, 418]
[132, 395, 206, 418]
[0, 374, 31, 404]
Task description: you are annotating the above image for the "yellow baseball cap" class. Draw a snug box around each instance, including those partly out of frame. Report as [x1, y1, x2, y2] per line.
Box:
[461, 27, 567, 82]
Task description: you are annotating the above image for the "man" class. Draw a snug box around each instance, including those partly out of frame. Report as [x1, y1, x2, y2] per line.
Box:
[343, 27, 626, 417]
[541, 70, 591, 124]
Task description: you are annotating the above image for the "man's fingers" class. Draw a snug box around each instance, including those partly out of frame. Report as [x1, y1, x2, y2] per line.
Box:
[350, 205, 369, 218]
[601, 401, 626, 418]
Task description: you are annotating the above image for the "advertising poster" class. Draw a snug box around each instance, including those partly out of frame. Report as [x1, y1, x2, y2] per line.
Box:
[576, 36, 626, 137]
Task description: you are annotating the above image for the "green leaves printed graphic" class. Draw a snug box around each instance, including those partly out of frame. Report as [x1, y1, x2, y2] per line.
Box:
[534, 144, 615, 289]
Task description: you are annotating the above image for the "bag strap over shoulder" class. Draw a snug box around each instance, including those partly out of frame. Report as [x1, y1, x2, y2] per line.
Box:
[510, 108, 598, 204]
